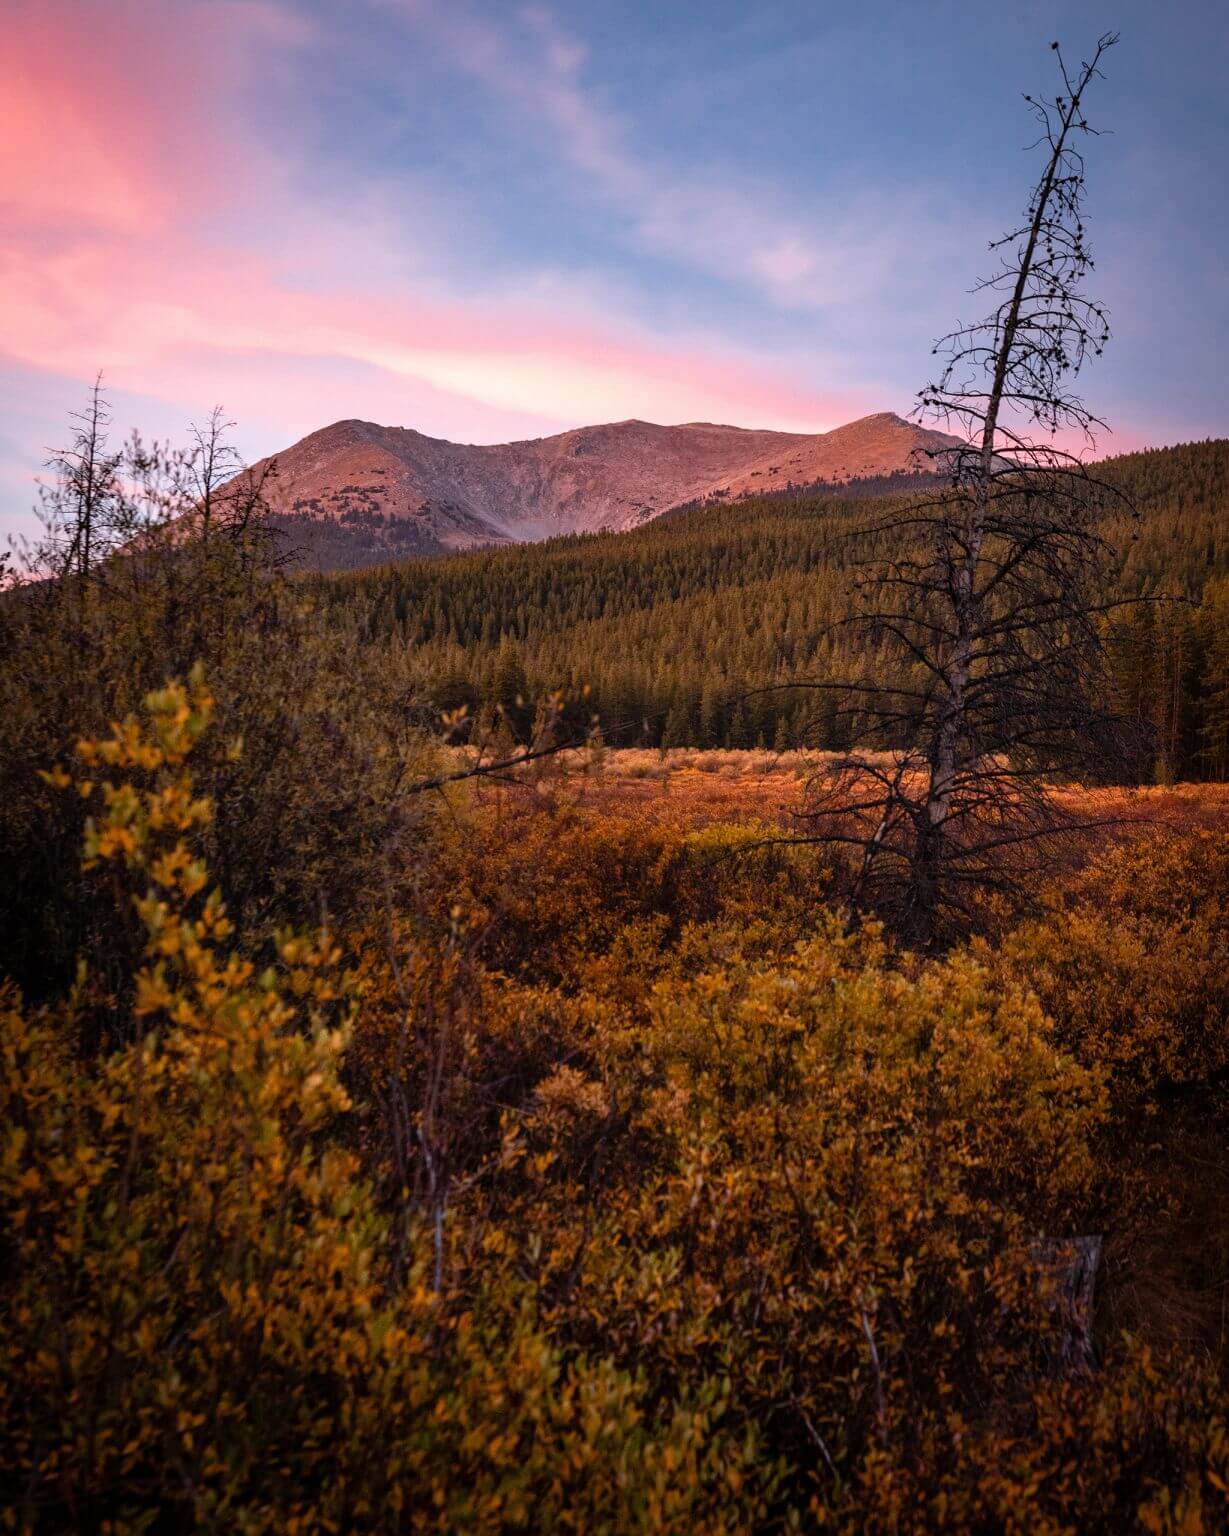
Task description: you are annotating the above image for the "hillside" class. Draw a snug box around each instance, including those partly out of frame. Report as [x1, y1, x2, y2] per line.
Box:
[318, 437, 1229, 773]
[249, 411, 962, 567]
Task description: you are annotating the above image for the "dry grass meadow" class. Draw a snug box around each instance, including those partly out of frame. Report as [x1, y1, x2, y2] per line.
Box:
[469, 744, 1229, 841]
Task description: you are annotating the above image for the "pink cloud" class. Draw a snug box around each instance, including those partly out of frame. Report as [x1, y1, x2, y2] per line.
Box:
[0, 2, 300, 237]
[0, 219, 859, 439]
[0, 0, 875, 537]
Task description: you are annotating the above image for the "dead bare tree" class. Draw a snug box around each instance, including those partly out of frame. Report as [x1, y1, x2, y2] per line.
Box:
[178, 405, 282, 561]
[794, 32, 1146, 946]
[34, 375, 128, 586]
[186, 406, 240, 538]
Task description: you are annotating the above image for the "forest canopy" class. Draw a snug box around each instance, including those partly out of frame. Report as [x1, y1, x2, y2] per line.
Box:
[316, 438, 1229, 780]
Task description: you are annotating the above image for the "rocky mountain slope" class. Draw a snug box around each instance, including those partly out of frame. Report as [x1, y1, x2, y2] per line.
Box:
[250, 411, 962, 567]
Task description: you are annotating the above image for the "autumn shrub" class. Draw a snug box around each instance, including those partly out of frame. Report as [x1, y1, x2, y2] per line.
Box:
[4, 672, 1229, 1531]
[346, 813, 1229, 1529]
[339, 809, 819, 1283]
[838, 1344, 1229, 1534]
[0, 534, 435, 1005]
[0, 674, 767, 1534]
[475, 929, 1111, 1521]
[427, 798, 821, 994]
[329, 788, 1229, 1531]
[988, 830, 1229, 1107]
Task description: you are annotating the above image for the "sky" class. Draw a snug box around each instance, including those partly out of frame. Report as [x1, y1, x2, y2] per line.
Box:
[2, 0, 1226, 544]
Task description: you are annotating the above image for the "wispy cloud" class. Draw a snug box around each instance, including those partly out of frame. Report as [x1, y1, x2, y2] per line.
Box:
[389, 0, 951, 312]
[0, 220, 847, 433]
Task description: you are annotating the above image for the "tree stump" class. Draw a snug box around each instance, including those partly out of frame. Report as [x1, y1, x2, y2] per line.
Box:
[1034, 1234, 1103, 1373]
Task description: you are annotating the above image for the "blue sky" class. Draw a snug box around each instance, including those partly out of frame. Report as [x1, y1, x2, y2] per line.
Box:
[2, 0, 1226, 544]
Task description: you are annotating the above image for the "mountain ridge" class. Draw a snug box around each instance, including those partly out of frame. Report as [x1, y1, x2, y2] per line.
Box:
[245, 410, 963, 569]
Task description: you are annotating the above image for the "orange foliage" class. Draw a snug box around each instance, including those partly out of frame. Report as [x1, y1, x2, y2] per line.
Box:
[3, 701, 1228, 1531]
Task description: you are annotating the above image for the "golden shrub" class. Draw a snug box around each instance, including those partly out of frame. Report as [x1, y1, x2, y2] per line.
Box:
[3, 675, 1227, 1531]
[0, 676, 762, 1533]
[989, 831, 1229, 1105]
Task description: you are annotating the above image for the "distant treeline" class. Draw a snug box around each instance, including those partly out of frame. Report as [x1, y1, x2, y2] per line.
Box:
[314, 439, 1229, 780]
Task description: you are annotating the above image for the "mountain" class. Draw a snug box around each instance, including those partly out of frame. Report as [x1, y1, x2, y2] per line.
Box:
[249, 411, 962, 569]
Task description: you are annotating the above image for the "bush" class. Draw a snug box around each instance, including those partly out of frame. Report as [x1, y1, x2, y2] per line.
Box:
[3, 673, 1228, 1531]
[0, 529, 435, 1005]
[987, 831, 1229, 1107]
[0, 675, 763, 1534]
[424, 798, 819, 995]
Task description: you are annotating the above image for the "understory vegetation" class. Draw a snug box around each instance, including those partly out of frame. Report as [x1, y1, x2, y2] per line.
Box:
[2, 524, 1229, 1529]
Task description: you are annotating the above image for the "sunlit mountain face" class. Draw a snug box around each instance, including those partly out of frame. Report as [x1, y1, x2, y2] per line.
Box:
[231, 410, 962, 566]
